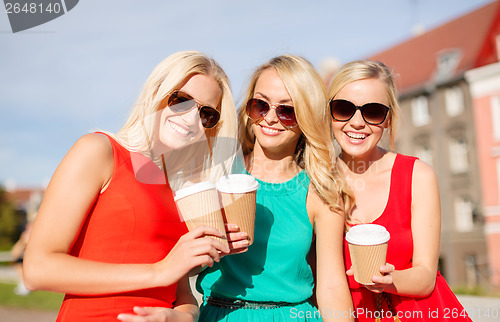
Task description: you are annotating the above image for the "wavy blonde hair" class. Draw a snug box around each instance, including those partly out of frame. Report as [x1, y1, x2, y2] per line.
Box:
[327, 60, 400, 150]
[108, 51, 238, 188]
[238, 55, 354, 214]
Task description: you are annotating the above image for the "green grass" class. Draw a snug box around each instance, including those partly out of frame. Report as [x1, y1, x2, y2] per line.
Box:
[0, 242, 14, 251]
[453, 285, 487, 296]
[453, 285, 500, 297]
[0, 282, 63, 311]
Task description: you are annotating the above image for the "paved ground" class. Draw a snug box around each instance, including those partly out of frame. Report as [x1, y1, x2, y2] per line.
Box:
[1, 259, 499, 322]
[456, 295, 500, 322]
[0, 264, 59, 322]
[1, 252, 59, 321]
[0, 306, 58, 322]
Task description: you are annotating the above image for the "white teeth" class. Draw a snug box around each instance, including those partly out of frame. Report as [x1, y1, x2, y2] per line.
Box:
[261, 126, 281, 135]
[170, 121, 190, 135]
[346, 132, 367, 139]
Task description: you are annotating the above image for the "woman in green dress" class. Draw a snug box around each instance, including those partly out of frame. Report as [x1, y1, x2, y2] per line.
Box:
[117, 55, 354, 322]
[196, 55, 354, 321]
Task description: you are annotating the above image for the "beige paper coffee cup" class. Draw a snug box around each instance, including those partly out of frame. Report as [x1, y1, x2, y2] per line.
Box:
[345, 224, 390, 285]
[216, 174, 259, 245]
[174, 181, 228, 248]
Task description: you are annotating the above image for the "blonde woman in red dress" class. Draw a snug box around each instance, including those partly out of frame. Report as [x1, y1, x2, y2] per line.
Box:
[23, 51, 244, 321]
[328, 60, 471, 321]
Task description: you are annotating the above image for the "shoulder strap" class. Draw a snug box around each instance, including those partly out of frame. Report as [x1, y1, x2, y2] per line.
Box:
[387, 154, 418, 214]
[393, 154, 417, 191]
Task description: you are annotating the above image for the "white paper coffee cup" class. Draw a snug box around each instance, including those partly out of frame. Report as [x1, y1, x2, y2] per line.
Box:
[216, 174, 258, 245]
[346, 224, 390, 285]
[174, 181, 227, 247]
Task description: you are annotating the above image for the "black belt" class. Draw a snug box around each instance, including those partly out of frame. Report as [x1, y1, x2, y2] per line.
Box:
[206, 296, 306, 310]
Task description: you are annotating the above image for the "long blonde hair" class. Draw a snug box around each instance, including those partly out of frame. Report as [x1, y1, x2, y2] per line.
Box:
[238, 55, 354, 214]
[327, 60, 400, 150]
[109, 51, 238, 188]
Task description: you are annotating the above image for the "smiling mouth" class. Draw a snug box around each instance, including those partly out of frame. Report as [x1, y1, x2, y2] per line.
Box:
[260, 124, 284, 135]
[169, 120, 192, 136]
[346, 132, 367, 140]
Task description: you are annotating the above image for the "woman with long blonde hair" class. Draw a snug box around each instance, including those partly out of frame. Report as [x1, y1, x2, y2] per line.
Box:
[328, 60, 471, 321]
[23, 51, 241, 321]
[195, 55, 354, 321]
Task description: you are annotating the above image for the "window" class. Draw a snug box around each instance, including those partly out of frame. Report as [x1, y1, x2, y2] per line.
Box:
[411, 96, 430, 126]
[435, 48, 462, 81]
[492, 96, 500, 141]
[445, 86, 465, 117]
[455, 196, 474, 232]
[414, 144, 433, 166]
[449, 137, 469, 173]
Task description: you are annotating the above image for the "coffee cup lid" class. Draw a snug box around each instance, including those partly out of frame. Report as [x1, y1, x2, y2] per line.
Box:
[216, 174, 259, 193]
[174, 181, 216, 201]
[345, 224, 390, 245]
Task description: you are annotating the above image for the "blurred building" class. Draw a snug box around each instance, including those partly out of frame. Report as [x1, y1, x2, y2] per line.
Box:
[466, 61, 500, 287]
[362, 0, 500, 288]
[5, 188, 44, 225]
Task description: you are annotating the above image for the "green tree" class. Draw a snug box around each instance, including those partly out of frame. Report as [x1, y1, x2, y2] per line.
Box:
[0, 186, 21, 248]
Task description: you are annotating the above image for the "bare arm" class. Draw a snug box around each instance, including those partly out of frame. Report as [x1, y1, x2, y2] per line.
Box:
[308, 188, 354, 321]
[366, 160, 440, 297]
[171, 275, 199, 319]
[24, 133, 228, 295]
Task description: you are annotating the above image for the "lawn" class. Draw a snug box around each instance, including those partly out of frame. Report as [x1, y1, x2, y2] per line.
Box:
[0, 282, 63, 311]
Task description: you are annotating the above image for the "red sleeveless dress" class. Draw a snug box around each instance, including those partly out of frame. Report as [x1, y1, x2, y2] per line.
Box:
[56, 133, 188, 321]
[343, 154, 471, 321]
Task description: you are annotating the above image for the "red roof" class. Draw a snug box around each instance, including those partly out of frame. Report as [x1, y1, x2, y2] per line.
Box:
[369, 0, 500, 95]
[5, 188, 44, 206]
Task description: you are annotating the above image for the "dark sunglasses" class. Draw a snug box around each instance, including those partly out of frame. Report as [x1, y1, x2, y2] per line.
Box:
[165, 90, 220, 128]
[329, 99, 390, 125]
[245, 98, 297, 129]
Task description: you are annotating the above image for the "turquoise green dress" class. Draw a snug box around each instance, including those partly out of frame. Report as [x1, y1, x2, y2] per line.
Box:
[196, 164, 322, 321]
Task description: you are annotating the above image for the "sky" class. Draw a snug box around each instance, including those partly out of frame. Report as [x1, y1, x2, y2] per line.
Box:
[0, 0, 494, 188]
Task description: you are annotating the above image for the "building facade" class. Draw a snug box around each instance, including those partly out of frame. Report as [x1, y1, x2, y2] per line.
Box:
[466, 62, 500, 287]
[396, 76, 488, 287]
[366, 0, 500, 288]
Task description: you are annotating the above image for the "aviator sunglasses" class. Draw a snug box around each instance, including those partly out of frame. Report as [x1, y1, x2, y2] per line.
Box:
[165, 90, 220, 128]
[329, 99, 390, 125]
[245, 98, 297, 129]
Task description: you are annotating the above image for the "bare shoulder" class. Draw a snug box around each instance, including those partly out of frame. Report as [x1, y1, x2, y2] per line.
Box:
[74, 133, 112, 153]
[56, 133, 114, 185]
[411, 159, 440, 210]
[307, 183, 322, 203]
[67, 133, 113, 164]
[306, 183, 344, 221]
[306, 184, 324, 213]
[412, 159, 438, 186]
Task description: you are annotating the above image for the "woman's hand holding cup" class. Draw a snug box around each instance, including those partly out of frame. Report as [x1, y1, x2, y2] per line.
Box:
[154, 225, 229, 286]
[224, 223, 249, 256]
